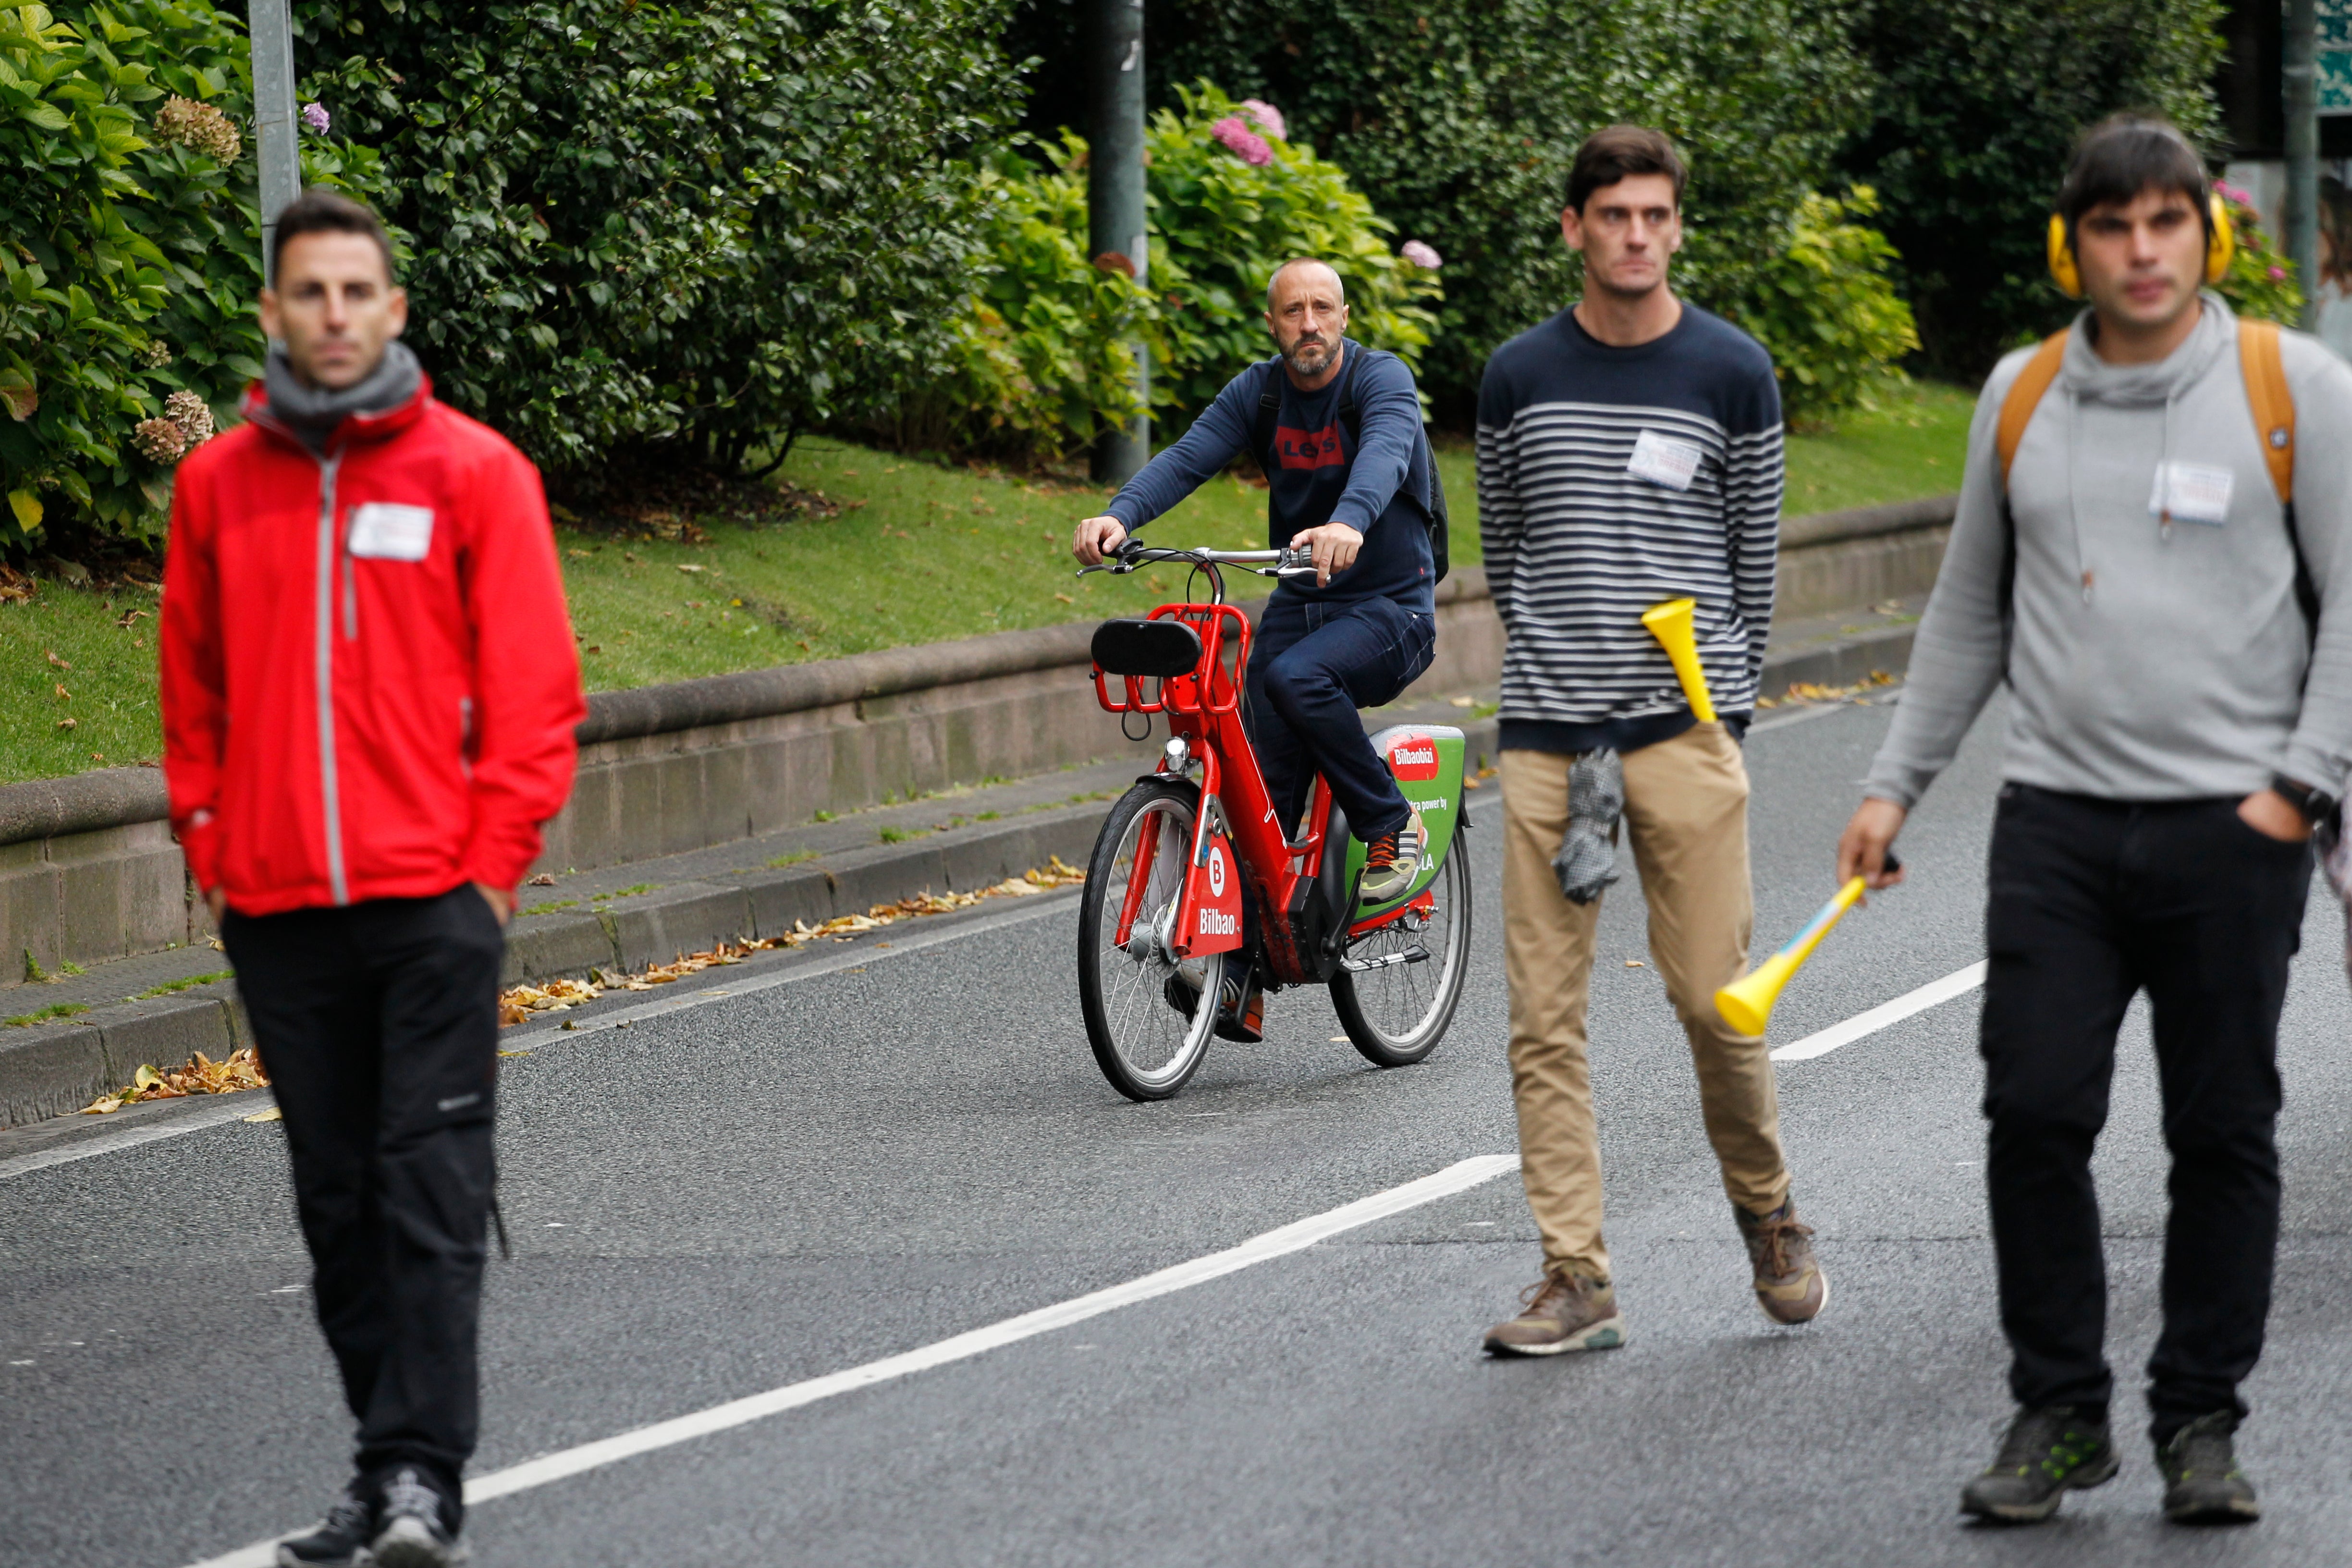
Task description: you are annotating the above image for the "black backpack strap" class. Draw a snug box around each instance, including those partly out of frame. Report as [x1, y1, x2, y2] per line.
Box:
[1336, 340, 1364, 448]
[1249, 358, 1283, 473]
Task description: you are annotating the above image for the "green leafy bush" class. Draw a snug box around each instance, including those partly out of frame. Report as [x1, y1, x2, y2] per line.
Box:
[930, 84, 1440, 459]
[294, 0, 1023, 485]
[1143, 83, 1440, 428]
[1724, 189, 1919, 430]
[1839, 0, 2224, 375]
[0, 0, 379, 551]
[894, 138, 1156, 464]
[2212, 177, 2303, 326]
[1120, 0, 1869, 416]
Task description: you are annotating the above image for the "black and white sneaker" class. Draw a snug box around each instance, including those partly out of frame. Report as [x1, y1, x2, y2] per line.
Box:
[370, 1467, 468, 1567]
[275, 1481, 373, 1567]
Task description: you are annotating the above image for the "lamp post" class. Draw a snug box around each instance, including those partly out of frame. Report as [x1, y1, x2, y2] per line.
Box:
[1088, 0, 1148, 487]
[2285, 0, 2320, 330]
[248, 0, 301, 289]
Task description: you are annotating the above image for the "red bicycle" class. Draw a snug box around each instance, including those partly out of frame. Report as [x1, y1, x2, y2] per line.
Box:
[1074, 543, 1474, 1100]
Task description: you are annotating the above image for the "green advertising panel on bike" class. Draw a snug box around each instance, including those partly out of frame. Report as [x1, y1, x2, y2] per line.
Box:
[1073, 543, 1473, 1100]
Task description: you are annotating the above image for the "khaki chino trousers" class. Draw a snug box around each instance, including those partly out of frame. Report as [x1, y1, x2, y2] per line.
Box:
[1501, 726, 1791, 1282]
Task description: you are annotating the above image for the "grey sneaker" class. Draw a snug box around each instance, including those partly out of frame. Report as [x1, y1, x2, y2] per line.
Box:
[370, 1467, 468, 1568]
[275, 1481, 373, 1567]
[2159, 1411, 2260, 1524]
[1736, 1198, 1827, 1324]
[1481, 1270, 1626, 1356]
[1961, 1406, 2119, 1524]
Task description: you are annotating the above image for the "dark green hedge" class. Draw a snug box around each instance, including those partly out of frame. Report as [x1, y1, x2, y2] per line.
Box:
[1016, 0, 1869, 417]
[1836, 0, 2224, 376]
[294, 0, 1024, 483]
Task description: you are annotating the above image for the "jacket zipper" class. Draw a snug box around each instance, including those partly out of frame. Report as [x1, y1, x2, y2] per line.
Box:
[314, 453, 350, 905]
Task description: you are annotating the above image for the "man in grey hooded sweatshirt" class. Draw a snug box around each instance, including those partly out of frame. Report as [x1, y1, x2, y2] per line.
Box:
[1837, 118, 2352, 1526]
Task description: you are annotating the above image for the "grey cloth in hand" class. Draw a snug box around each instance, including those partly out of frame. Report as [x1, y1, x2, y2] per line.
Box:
[1553, 749, 1623, 905]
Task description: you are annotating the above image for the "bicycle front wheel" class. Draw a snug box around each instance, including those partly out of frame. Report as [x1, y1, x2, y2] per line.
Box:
[1331, 831, 1472, 1067]
[1077, 780, 1226, 1101]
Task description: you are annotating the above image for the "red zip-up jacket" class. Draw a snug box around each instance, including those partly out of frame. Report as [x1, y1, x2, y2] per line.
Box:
[161, 372, 585, 917]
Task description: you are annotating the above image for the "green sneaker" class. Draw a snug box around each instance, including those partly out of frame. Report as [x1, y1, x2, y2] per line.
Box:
[1960, 1406, 2119, 1524]
[2159, 1411, 2260, 1524]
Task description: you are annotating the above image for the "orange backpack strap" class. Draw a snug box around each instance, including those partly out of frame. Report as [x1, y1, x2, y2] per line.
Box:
[2238, 318, 2295, 506]
[1997, 330, 2070, 489]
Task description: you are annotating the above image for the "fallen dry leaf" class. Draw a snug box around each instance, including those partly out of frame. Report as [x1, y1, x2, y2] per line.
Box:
[82, 1046, 269, 1113]
[492, 858, 1088, 1026]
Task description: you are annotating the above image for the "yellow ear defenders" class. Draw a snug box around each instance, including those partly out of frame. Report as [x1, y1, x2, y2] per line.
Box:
[2046, 191, 2235, 298]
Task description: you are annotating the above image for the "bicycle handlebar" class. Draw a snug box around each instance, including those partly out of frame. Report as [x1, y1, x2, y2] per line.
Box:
[1076, 542, 1316, 580]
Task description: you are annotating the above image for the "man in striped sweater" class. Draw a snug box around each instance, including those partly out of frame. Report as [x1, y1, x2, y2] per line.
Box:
[1476, 126, 1824, 1356]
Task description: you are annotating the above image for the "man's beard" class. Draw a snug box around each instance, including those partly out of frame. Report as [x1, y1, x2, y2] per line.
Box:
[1283, 334, 1340, 376]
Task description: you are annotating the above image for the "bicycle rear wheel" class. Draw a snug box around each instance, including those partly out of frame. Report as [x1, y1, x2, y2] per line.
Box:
[1078, 779, 1226, 1100]
[1331, 831, 1472, 1067]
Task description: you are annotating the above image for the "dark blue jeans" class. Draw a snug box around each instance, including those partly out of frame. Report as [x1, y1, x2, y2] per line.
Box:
[1244, 592, 1434, 844]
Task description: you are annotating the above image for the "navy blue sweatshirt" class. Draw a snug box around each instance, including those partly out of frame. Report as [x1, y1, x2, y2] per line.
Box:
[1105, 340, 1436, 612]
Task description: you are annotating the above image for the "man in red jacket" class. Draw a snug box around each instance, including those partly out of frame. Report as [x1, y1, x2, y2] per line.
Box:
[162, 189, 583, 1568]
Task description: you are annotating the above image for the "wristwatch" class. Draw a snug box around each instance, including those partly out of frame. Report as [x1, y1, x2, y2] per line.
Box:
[2271, 773, 2340, 828]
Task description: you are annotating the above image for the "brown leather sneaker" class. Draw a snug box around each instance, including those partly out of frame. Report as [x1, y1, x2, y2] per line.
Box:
[1736, 1197, 1827, 1324]
[1481, 1270, 1626, 1356]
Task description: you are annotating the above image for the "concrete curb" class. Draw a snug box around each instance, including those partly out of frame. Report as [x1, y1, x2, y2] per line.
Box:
[0, 984, 248, 1128]
[1762, 623, 1919, 693]
[1777, 494, 1956, 551]
[497, 806, 1132, 986]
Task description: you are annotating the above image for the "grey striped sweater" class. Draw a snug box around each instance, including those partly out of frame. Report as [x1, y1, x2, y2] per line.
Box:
[1476, 304, 1783, 754]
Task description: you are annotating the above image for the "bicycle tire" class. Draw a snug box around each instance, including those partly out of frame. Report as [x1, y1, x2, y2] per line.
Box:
[1331, 832, 1472, 1067]
[1077, 779, 1227, 1101]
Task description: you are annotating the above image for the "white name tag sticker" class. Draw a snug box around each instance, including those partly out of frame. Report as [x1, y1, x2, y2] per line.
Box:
[1627, 429, 1703, 492]
[2147, 462, 2234, 527]
[348, 502, 435, 561]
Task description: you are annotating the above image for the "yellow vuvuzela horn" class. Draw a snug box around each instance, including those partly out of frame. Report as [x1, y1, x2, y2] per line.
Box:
[1715, 852, 1901, 1036]
[1642, 597, 1715, 724]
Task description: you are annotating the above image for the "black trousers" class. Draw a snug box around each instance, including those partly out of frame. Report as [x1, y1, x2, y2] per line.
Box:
[223, 886, 504, 1491]
[1981, 784, 2309, 1444]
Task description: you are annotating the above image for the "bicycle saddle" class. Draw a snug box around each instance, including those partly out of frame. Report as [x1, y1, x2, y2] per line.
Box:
[1091, 618, 1202, 678]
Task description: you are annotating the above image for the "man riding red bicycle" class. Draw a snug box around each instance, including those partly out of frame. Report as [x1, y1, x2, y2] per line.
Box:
[1072, 257, 1445, 1041]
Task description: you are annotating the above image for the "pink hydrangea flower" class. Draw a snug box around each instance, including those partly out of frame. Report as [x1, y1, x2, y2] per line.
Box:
[1210, 117, 1274, 167]
[301, 102, 330, 134]
[1239, 98, 1286, 141]
[2270, 264, 2288, 281]
[2216, 180, 2251, 205]
[1401, 240, 1443, 270]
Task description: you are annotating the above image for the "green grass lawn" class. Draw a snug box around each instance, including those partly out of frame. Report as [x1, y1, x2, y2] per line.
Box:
[0, 379, 1974, 783]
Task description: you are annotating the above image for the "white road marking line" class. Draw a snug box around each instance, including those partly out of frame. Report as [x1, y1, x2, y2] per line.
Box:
[1769, 960, 1987, 1062]
[0, 1093, 278, 1182]
[0, 892, 1079, 1184]
[181, 1154, 1519, 1568]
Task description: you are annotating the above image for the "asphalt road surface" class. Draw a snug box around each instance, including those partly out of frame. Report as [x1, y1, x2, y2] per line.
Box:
[12, 695, 2352, 1568]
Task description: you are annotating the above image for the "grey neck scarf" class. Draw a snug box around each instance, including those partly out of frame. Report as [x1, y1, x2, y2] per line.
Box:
[262, 339, 422, 453]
